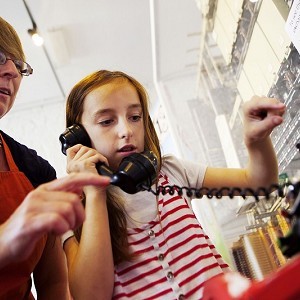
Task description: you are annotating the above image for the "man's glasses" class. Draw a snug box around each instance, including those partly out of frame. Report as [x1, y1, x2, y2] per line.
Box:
[0, 50, 33, 76]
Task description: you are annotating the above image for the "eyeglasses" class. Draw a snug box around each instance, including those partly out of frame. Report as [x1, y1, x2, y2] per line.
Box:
[0, 50, 33, 76]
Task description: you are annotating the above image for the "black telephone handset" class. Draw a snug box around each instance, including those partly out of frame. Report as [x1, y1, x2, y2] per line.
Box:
[59, 124, 158, 194]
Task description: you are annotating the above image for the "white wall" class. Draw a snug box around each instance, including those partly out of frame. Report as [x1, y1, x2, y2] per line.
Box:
[0, 97, 68, 178]
[156, 74, 206, 161]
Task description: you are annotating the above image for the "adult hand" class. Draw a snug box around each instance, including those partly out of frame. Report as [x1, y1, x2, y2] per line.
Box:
[243, 96, 286, 147]
[0, 173, 110, 267]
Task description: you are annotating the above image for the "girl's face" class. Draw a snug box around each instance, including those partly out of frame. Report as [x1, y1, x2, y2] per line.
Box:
[81, 81, 145, 171]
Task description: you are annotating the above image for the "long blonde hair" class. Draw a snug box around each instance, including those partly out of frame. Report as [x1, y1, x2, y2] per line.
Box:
[66, 70, 161, 263]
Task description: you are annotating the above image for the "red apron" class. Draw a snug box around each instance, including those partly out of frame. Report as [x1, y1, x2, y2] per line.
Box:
[0, 135, 47, 299]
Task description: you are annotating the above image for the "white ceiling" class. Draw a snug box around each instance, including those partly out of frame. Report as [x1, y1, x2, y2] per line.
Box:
[2, 0, 202, 111]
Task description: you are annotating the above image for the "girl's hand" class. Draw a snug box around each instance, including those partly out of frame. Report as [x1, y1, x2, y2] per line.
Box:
[66, 144, 108, 175]
[243, 96, 286, 147]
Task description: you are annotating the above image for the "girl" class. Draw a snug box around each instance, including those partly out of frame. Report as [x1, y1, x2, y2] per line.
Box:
[63, 70, 285, 299]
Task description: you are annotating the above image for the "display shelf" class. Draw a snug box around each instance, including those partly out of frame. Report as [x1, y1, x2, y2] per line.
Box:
[269, 44, 300, 173]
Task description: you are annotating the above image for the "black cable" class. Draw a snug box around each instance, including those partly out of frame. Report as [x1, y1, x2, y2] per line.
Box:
[141, 182, 295, 201]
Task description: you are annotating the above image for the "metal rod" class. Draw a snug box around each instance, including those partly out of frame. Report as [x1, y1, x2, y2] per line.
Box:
[22, 0, 66, 98]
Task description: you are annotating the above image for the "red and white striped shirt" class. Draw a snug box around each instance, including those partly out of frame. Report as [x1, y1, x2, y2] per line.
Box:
[113, 169, 229, 299]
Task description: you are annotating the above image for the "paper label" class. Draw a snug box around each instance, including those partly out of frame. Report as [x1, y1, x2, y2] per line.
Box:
[285, 0, 300, 53]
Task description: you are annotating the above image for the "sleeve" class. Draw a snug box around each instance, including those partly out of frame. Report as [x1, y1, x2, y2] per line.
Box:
[162, 154, 207, 191]
[61, 230, 75, 247]
[1, 131, 56, 187]
[160, 154, 207, 209]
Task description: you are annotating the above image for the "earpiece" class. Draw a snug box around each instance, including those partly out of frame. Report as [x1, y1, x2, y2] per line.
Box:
[59, 124, 91, 155]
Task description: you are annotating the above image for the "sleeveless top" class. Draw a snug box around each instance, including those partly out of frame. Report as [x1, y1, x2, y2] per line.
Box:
[112, 173, 229, 300]
[0, 135, 47, 299]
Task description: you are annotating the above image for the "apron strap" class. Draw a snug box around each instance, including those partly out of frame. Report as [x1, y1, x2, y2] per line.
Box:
[0, 134, 19, 172]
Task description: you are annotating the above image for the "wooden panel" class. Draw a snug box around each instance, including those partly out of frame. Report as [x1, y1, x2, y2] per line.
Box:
[213, 17, 233, 64]
[256, 0, 291, 62]
[249, 24, 282, 87]
[213, 0, 241, 64]
[242, 24, 280, 96]
[224, 0, 244, 22]
[237, 69, 255, 102]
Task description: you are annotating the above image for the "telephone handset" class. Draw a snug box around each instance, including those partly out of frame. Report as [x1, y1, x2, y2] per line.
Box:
[59, 124, 158, 194]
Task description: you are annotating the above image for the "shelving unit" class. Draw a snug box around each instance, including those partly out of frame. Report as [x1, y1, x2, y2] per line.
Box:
[269, 45, 300, 173]
[195, 0, 300, 283]
[197, 0, 299, 178]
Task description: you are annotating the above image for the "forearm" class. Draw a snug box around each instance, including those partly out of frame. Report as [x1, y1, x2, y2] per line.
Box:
[0, 220, 26, 269]
[36, 283, 69, 300]
[34, 235, 69, 300]
[69, 192, 114, 300]
[245, 137, 279, 188]
[241, 95, 285, 188]
[0, 237, 11, 269]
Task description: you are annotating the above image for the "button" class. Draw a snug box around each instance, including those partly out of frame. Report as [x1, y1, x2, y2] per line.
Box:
[148, 230, 155, 237]
[167, 271, 174, 280]
[158, 253, 164, 261]
[178, 294, 185, 300]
